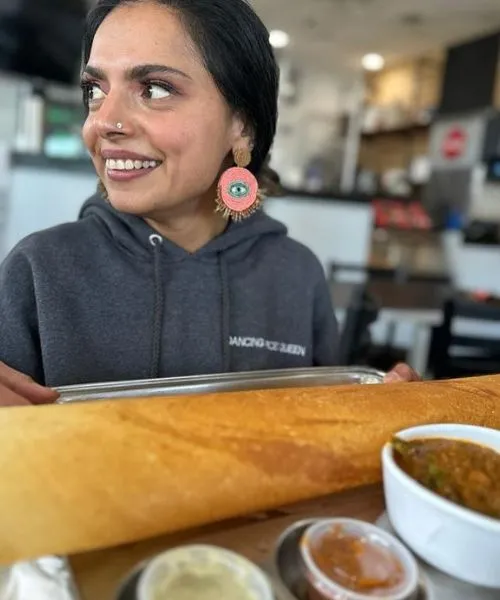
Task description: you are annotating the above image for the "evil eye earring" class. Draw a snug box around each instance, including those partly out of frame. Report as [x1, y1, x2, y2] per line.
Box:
[215, 147, 263, 221]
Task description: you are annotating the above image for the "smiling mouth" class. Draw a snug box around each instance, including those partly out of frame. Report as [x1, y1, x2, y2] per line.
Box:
[105, 158, 162, 171]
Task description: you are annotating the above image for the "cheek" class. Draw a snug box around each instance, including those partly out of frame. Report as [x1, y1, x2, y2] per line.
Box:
[146, 116, 190, 156]
[179, 128, 228, 190]
[82, 117, 97, 153]
[153, 112, 231, 170]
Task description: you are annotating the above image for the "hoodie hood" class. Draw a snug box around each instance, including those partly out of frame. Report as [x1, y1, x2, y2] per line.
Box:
[78, 193, 287, 262]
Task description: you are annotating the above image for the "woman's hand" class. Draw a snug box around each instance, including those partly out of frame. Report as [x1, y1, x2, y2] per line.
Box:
[384, 362, 422, 383]
[0, 362, 59, 407]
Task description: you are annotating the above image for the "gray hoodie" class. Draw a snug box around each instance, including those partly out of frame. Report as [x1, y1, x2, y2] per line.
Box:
[0, 195, 339, 387]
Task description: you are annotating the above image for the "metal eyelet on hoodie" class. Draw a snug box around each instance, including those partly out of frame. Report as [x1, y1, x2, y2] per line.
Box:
[149, 233, 163, 378]
[149, 234, 163, 247]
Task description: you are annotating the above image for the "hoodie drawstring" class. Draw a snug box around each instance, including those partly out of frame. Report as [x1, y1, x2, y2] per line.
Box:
[149, 234, 164, 378]
[218, 254, 231, 372]
[148, 238, 231, 377]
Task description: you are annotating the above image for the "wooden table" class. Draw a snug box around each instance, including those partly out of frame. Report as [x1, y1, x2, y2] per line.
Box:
[70, 484, 384, 599]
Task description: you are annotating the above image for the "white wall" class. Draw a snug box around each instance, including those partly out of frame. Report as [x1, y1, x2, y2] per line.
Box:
[264, 195, 373, 274]
[0, 75, 28, 253]
[2, 173, 374, 272]
[443, 231, 500, 295]
[2, 165, 97, 259]
[0, 75, 26, 144]
[271, 67, 363, 190]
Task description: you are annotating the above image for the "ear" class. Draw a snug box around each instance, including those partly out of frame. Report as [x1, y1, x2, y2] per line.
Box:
[229, 111, 254, 151]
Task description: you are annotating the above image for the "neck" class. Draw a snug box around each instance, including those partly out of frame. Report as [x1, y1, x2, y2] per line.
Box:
[145, 198, 227, 253]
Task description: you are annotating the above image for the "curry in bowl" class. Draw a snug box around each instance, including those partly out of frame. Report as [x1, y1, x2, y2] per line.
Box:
[391, 436, 500, 519]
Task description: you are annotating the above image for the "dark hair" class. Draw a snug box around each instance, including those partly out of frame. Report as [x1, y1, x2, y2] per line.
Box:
[82, 0, 279, 178]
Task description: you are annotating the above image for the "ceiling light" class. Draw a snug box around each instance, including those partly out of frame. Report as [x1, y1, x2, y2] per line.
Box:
[362, 53, 385, 71]
[269, 30, 290, 49]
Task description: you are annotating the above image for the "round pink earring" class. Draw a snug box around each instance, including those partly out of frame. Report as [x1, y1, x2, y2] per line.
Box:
[216, 148, 262, 221]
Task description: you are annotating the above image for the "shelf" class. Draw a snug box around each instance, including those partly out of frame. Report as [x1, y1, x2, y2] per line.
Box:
[361, 123, 430, 138]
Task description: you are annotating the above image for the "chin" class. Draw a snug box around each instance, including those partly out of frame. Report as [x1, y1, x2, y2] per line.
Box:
[107, 187, 185, 218]
[107, 190, 157, 216]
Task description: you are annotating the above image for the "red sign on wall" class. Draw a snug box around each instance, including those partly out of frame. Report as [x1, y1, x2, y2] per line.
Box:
[441, 127, 467, 160]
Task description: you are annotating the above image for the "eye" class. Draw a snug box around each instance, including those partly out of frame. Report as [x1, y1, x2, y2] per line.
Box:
[81, 82, 105, 106]
[89, 85, 106, 102]
[145, 83, 172, 100]
[229, 182, 250, 198]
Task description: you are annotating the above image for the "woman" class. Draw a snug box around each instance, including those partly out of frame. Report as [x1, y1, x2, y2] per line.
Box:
[0, 0, 417, 407]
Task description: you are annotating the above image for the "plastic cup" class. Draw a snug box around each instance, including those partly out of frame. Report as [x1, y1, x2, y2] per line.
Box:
[300, 518, 419, 600]
[137, 544, 274, 600]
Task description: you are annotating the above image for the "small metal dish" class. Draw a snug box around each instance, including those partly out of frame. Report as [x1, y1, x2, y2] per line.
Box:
[115, 561, 145, 600]
[270, 519, 429, 600]
[115, 559, 292, 600]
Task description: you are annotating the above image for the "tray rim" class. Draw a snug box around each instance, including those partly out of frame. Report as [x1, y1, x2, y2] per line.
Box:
[56, 366, 386, 403]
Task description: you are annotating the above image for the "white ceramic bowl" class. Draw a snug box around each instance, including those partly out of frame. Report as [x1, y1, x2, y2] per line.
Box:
[382, 423, 500, 588]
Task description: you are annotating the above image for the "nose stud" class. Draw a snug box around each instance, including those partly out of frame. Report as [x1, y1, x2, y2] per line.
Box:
[116, 122, 123, 130]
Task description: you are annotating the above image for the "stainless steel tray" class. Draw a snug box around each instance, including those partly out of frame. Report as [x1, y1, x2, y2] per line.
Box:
[116, 519, 426, 600]
[116, 516, 500, 600]
[56, 366, 385, 403]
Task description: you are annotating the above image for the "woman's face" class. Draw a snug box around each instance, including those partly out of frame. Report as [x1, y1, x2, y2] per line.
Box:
[82, 1, 246, 218]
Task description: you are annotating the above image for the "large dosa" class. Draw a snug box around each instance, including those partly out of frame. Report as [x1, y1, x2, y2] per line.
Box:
[1, 375, 499, 563]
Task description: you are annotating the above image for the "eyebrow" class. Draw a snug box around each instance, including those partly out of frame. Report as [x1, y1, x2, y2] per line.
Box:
[82, 63, 192, 81]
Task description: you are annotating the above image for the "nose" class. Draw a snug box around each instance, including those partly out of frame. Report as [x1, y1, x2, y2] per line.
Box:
[92, 90, 132, 139]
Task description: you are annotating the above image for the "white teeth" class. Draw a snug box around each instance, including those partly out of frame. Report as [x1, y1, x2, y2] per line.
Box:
[105, 158, 160, 171]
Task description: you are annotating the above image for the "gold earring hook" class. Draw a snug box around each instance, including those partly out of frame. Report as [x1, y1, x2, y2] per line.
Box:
[233, 148, 251, 168]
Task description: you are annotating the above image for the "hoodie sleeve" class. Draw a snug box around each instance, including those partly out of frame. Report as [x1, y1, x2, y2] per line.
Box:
[312, 274, 340, 366]
[0, 247, 44, 383]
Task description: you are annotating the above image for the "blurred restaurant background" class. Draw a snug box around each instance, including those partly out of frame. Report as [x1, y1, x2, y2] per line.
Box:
[1, 0, 500, 378]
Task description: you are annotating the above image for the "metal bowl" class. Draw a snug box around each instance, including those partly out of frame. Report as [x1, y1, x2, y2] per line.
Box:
[115, 561, 145, 600]
[116, 558, 292, 600]
[271, 519, 429, 600]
